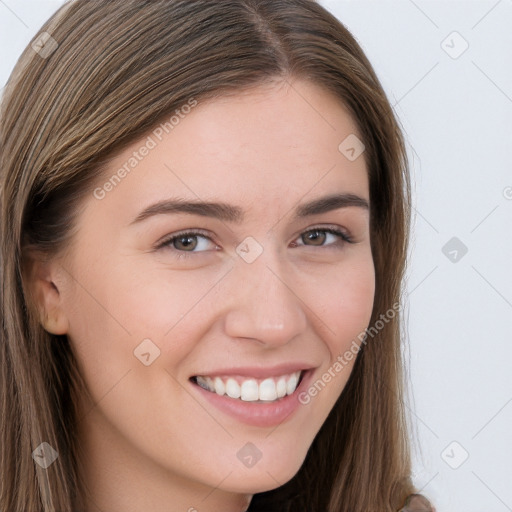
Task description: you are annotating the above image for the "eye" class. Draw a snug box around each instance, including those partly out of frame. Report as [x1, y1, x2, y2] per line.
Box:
[156, 229, 217, 254]
[292, 227, 353, 248]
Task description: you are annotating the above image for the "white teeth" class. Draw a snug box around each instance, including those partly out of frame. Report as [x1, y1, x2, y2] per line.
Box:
[276, 377, 287, 398]
[286, 373, 299, 395]
[214, 377, 225, 395]
[240, 379, 259, 401]
[259, 378, 277, 401]
[225, 378, 241, 399]
[194, 371, 302, 402]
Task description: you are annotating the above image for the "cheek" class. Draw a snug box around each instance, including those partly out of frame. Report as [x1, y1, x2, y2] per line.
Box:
[298, 255, 375, 407]
[113, 261, 222, 336]
[66, 257, 214, 352]
[308, 255, 375, 356]
[338, 261, 375, 343]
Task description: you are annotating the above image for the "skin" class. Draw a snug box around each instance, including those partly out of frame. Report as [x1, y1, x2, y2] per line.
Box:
[30, 79, 375, 512]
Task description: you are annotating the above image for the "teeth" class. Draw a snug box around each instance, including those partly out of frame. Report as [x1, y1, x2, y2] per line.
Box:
[226, 378, 241, 399]
[194, 371, 302, 402]
[214, 377, 225, 395]
[196, 376, 210, 391]
[240, 379, 259, 401]
[286, 373, 299, 395]
[276, 377, 287, 398]
[259, 378, 277, 401]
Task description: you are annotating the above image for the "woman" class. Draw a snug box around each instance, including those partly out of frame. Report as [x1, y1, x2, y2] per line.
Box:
[0, 1, 434, 510]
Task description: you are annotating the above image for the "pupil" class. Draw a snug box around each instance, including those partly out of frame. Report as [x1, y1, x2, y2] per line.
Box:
[305, 230, 325, 246]
[176, 236, 197, 250]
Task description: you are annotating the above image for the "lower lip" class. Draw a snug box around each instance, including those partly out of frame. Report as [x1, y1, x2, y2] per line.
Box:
[190, 370, 314, 427]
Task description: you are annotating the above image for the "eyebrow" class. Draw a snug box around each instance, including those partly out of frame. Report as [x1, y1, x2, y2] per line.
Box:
[130, 193, 369, 225]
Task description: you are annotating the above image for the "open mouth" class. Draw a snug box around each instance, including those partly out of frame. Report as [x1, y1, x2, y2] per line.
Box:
[190, 370, 306, 403]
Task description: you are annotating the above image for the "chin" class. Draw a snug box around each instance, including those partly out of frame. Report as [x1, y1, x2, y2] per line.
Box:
[214, 452, 306, 494]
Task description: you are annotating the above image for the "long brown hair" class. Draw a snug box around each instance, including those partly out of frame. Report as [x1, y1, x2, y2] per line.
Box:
[0, 1, 415, 510]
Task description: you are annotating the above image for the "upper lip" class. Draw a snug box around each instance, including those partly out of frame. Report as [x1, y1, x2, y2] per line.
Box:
[191, 363, 316, 379]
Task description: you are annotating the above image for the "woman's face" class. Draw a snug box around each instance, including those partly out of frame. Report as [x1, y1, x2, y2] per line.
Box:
[46, 79, 374, 511]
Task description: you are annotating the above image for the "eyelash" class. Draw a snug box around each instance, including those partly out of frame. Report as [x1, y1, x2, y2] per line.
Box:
[156, 226, 354, 258]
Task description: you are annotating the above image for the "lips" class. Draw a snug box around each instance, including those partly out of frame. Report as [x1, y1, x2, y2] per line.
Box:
[189, 366, 315, 427]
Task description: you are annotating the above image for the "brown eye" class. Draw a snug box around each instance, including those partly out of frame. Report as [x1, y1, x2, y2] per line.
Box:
[302, 229, 326, 246]
[173, 235, 198, 251]
[157, 230, 216, 254]
[295, 227, 352, 248]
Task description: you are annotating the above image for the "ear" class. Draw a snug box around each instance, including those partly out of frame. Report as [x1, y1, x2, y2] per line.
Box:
[22, 250, 69, 335]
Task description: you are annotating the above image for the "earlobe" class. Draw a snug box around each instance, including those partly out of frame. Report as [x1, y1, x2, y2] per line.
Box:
[39, 286, 69, 335]
[23, 251, 70, 335]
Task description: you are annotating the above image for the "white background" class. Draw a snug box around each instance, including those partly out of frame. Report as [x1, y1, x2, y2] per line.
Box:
[1, 1, 511, 510]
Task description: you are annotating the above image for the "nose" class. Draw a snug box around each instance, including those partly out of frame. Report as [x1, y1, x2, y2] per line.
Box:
[222, 249, 308, 348]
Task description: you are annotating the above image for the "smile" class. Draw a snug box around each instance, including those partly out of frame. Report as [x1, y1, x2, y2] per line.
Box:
[192, 371, 303, 403]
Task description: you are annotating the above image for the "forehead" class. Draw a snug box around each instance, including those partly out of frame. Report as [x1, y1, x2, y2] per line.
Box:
[89, 79, 369, 224]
